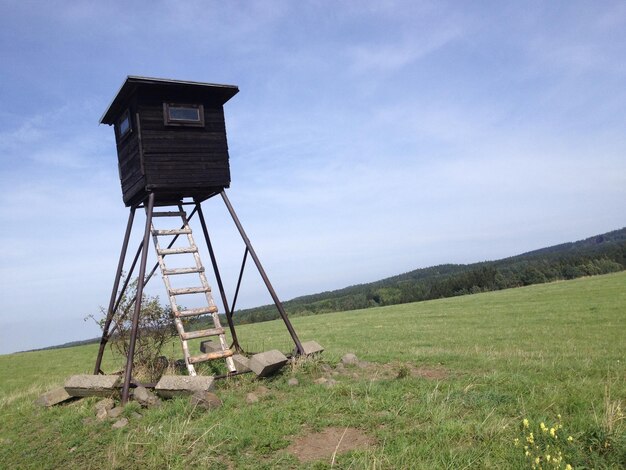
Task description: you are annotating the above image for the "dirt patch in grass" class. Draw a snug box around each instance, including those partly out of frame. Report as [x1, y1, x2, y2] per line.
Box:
[332, 360, 450, 382]
[286, 427, 375, 463]
[406, 365, 449, 380]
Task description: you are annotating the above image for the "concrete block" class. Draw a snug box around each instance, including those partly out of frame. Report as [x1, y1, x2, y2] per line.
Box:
[249, 350, 288, 377]
[35, 387, 73, 407]
[232, 354, 251, 372]
[154, 375, 215, 398]
[300, 340, 324, 356]
[64, 375, 121, 398]
[200, 340, 220, 354]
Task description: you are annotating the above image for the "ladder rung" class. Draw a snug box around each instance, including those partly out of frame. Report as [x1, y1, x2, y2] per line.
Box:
[158, 247, 197, 255]
[152, 211, 186, 217]
[188, 349, 233, 364]
[152, 228, 192, 236]
[176, 306, 218, 317]
[162, 267, 204, 275]
[169, 286, 210, 295]
[181, 327, 224, 341]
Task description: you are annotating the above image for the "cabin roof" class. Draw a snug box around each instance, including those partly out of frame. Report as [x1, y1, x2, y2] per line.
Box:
[100, 76, 239, 125]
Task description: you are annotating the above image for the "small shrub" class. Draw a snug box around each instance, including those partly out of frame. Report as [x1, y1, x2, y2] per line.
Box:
[87, 276, 177, 382]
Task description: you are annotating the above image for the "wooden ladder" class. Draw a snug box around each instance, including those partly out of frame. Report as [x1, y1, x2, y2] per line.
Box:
[150, 207, 236, 376]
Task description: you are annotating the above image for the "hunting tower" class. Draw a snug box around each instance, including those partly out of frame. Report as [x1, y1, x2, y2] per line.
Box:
[100, 76, 238, 206]
[95, 77, 311, 404]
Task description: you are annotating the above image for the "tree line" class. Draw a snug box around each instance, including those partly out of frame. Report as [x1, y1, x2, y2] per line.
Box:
[228, 227, 626, 324]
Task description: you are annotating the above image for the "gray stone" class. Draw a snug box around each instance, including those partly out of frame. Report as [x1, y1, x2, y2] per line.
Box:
[190, 391, 222, 410]
[96, 407, 108, 420]
[248, 350, 288, 377]
[287, 378, 299, 386]
[300, 340, 324, 356]
[94, 398, 114, 420]
[154, 375, 215, 398]
[132, 386, 161, 408]
[107, 407, 124, 419]
[112, 418, 128, 429]
[232, 354, 251, 372]
[314, 377, 338, 387]
[131, 412, 143, 420]
[340, 353, 359, 365]
[35, 387, 73, 407]
[64, 375, 120, 398]
[94, 398, 115, 414]
[200, 340, 220, 354]
[246, 392, 259, 404]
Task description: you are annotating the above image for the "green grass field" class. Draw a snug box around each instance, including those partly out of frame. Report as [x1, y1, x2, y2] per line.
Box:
[1, 272, 625, 469]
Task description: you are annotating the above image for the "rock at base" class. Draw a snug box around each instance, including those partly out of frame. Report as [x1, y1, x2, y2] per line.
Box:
[132, 386, 161, 408]
[64, 375, 121, 398]
[340, 353, 359, 366]
[249, 350, 288, 377]
[112, 418, 128, 429]
[190, 391, 222, 410]
[246, 392, 259, 404]
[107, 407, 124, 419]
[35, 387, 73, 407]
[154, 375, 215, 399]
[288, 378, 299, 386]
[299, 340, 325, 356]
[95, 398, 115, 420]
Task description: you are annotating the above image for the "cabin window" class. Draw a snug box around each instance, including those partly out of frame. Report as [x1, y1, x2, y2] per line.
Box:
[117, 110, 131, 138]
[164, 103, 205, 127]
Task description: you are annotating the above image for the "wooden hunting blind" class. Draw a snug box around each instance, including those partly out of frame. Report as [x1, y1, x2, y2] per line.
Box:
[100, 76, 239, 206]
[95, 76, 313, 404]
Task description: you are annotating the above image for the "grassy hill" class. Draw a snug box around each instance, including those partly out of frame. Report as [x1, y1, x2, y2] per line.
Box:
[232, 227, 626, 324]
[1, 272, 625, 468]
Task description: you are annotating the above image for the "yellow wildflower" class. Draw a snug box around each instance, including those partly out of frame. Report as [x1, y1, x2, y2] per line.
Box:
[514, 438, 519, 446]
[546, 454, 551, 462]
[567, 436, 573, 442]
[550, 427, 556, 437]
[527, 432, 534, 444]
[540, 422, 548, 433]
[523, 418, 530, 428]
[565, 465, 572, 470]
[535, 456, 540, 465]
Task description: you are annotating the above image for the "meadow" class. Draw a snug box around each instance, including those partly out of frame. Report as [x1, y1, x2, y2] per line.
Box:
[0, 272, 624, 468]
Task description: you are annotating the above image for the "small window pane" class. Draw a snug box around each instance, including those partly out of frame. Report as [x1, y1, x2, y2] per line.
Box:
[168, 106, 200, 122]
[119, 113, 131, 136]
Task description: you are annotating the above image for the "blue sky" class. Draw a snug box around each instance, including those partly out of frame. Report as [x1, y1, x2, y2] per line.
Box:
[1, 1, 625, 354]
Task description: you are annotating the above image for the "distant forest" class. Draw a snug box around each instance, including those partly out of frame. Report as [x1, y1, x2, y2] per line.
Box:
[228, 227, 626, 325]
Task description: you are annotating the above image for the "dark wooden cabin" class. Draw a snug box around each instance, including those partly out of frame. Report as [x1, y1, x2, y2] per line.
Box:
[100, 76, 239, 206]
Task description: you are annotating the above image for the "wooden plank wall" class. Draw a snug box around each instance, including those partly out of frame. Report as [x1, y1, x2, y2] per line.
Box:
[115, 121, 144, 205]
[139, 104, 231, 189]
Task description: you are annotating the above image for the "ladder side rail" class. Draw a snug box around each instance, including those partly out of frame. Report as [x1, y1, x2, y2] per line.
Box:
[179, 204, 236, 372]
